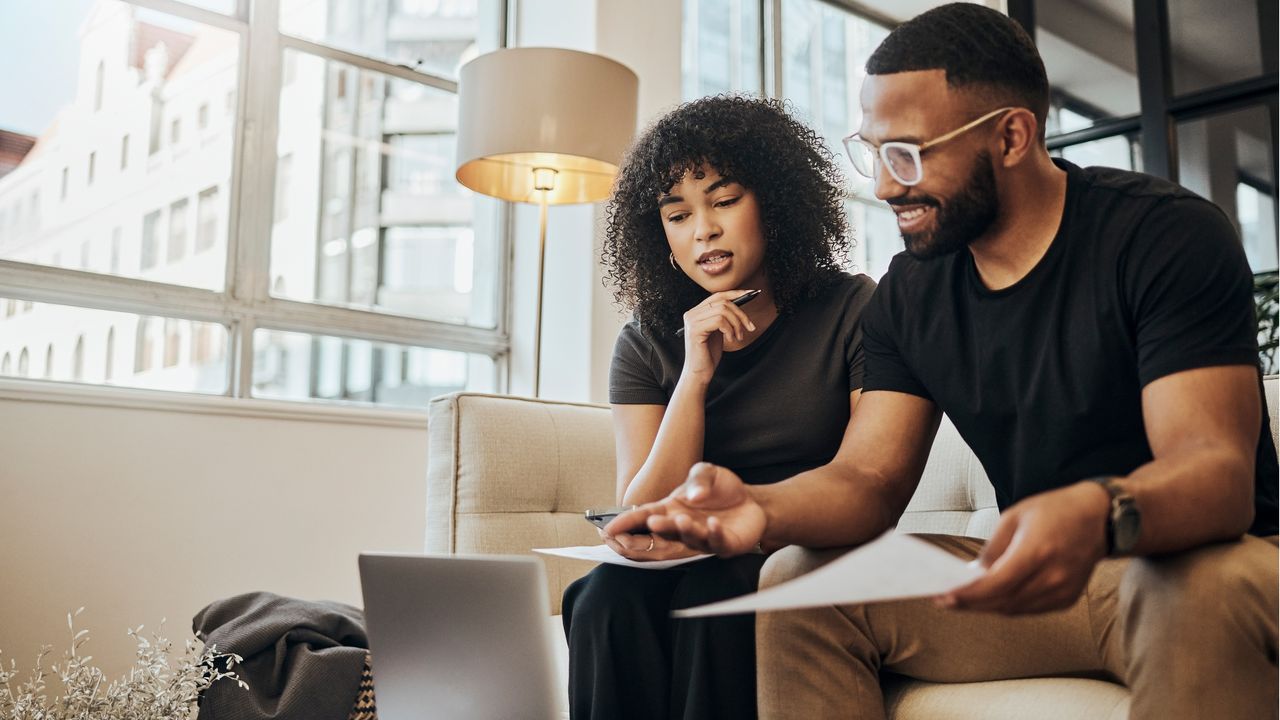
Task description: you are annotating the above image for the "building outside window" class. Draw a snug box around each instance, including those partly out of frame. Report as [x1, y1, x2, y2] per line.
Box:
[0, 0, 507, 406]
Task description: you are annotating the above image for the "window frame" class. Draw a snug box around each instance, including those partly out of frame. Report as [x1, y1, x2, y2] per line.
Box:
[0, 0, 513, 404]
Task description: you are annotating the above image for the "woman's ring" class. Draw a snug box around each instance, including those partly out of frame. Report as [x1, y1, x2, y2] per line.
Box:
[646, 535, 656, 552]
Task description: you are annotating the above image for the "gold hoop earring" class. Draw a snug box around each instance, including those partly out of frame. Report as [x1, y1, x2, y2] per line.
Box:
[669, 253, 678, 270]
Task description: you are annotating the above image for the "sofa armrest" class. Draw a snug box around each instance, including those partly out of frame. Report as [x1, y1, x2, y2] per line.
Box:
[426, 392, 616, 613]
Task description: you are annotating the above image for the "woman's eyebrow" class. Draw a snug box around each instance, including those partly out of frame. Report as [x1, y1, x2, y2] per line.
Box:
[704, 177, 736, 193]
[657, 194, 684, 208]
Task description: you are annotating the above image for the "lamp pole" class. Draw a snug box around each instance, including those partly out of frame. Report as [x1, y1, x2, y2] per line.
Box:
[531, 167, 557, 397]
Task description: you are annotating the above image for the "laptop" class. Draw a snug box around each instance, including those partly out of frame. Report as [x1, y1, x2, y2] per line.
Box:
[358, 553, 563, 720]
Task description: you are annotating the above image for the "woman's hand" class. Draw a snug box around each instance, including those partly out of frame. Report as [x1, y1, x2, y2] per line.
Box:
[599, 527, 704, 562]
[682, 290, 757, 384]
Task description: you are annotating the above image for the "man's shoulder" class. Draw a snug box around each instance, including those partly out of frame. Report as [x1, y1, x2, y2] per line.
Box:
[1070, 163, 1222, 221]
[877, 250, 955, 298]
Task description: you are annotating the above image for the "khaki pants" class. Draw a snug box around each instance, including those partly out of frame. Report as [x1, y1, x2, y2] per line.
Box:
[756, 534, 1279, 720]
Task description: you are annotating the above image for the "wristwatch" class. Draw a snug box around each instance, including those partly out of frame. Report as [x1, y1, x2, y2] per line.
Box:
[1089, 476, 1141, 556]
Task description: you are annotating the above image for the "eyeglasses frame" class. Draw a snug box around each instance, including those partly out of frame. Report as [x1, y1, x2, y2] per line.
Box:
[842, 106, 1020, 187]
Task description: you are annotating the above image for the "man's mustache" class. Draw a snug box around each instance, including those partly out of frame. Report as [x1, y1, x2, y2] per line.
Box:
[886, 195, 942, 208]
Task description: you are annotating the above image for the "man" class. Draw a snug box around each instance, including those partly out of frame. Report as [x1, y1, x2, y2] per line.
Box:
[607, 4, 1279, 719]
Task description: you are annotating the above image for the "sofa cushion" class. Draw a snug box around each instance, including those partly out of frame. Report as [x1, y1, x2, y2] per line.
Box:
[426, 392, 614, 613]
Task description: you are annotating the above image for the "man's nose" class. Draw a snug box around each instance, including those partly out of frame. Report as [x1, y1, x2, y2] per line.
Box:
[873, 163, 909, 202]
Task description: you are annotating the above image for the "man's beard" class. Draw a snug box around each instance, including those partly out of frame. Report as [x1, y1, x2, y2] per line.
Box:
[897, 152, 999, 261]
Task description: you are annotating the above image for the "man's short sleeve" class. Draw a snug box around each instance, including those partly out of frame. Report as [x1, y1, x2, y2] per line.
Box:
[860, 263, 933, 401]
[609, 321, 669, 405]
[1122, 197, 1259, 388]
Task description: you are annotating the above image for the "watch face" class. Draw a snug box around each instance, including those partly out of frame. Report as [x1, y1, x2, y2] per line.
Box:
[1113, 506, 1142, 553]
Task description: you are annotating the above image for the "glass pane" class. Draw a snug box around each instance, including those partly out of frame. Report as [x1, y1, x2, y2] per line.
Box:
[847, 200, 900, 282]
[251, 328, 496, 407]
[780, 0, 888, 196]
[0, 2, 238, 291]
[0, 297, 229, 394]
[1178, 105, 1277, 272]
[1051, 134, 1140, 172]
[681, 0, 761, 100]
[178, 0, 238, 14]
[1038, 2, 1140, 134]
[270, 50, 502, 328]
[279, 0, 499, 81]
[1169, 0, 1272, 96]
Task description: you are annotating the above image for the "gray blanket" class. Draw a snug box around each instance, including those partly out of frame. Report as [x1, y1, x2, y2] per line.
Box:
[193, 591, 368, 720]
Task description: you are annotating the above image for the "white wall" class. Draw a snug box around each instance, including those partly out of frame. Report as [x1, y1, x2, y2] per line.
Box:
[0, 381, 428, 680]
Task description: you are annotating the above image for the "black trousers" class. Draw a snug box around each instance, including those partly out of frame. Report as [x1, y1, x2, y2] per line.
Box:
[561, 554, 767, 720]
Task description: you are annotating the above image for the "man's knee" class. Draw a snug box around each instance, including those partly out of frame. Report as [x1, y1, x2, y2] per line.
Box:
[760, 545, 846, 590]
[1119, 536, 1279, 642]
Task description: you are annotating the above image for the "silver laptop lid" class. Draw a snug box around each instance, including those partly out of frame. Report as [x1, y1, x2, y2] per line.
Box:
[358, 553, 559, 720]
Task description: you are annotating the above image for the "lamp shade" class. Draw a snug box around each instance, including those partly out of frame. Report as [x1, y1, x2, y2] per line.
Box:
[455, 47, 639, 205]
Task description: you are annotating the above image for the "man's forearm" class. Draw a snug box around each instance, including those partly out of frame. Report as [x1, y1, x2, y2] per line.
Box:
[750, 462, 904, 549]
[1118, 447, 1256, 555]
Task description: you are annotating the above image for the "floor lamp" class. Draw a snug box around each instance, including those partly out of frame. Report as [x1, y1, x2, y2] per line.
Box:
[455, 47, 638, 397]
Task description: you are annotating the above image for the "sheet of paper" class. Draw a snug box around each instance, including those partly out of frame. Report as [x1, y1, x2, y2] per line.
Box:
[533, 544, 713, 570]
[674, 533, 983, 617]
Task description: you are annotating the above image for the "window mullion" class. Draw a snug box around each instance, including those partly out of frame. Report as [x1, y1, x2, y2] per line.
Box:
[278, 35, 459, 93]
[122, 0, 248, 32]
[252, 297, 509, 356]
[0, 260, 241, 325]
[227, 0, 286, 396]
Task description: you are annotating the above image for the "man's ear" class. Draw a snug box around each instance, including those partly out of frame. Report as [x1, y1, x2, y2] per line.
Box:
[998, 108, 1040, 168]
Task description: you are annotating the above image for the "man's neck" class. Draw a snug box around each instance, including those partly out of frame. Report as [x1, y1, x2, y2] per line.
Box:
[968, 155, 1069, 291]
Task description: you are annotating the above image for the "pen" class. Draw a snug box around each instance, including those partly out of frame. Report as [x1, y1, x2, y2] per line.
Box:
[675, 289, 762, 336]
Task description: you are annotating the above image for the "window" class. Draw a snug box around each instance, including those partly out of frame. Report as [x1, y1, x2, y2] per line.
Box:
[168, 198, 189, 263]
[141, 210, 162, 271]
[0, 353, 9, 375]
[196, 186, 219, 252]
[105, 327, 115, 380]
[79, 240, 91, 269]
[88, 152, 96, 185]
[94, 61, 105, 112]
[110, 227, 122, 273]
[135, 317, 157, 373]
[684, 0, 892, 278]
[0, 0, 505, 404]
[273, 154, 291, 222]
[163, 319, 181, 367]
[18, 348, 29, 377]
[73, 336, 85, 381]
[44, 345, 54, 379]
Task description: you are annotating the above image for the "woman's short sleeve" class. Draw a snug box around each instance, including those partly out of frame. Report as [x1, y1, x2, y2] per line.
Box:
[609, 321, 669, 405]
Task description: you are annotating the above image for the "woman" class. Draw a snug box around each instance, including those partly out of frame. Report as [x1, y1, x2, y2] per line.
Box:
[562, 95, 876, 720]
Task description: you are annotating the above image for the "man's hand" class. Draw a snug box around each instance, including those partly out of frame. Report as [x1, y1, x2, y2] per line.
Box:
[939, 481, 1111, 614]
[604, 462, 767, 556]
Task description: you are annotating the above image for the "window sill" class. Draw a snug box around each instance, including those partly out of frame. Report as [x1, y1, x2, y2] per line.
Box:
[0, 378, 429, 429]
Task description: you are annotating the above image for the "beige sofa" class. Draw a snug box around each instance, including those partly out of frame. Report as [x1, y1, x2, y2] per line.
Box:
[425, 376, 1279, 719]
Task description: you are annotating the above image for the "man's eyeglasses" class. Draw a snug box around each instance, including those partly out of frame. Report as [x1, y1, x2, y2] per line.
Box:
[842, 107, 1017, 187]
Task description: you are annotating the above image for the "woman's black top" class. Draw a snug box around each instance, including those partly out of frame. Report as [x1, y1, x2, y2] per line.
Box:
[609, 271, 877, 485]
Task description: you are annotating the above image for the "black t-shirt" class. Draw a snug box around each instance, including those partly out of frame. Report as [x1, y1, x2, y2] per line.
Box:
[611, 272, 877, 486]
[862, 159, 1278, 536]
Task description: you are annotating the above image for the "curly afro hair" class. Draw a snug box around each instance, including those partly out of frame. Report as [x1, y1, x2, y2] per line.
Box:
[601, 95, 851, 334]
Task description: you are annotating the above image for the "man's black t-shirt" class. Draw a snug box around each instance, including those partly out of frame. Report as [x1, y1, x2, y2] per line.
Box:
[611, 272, 876, 486]
[862, 159, 1278, 536]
